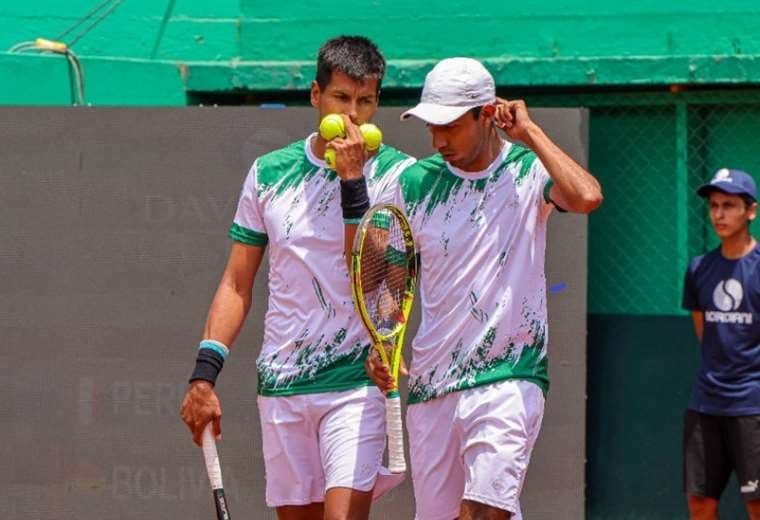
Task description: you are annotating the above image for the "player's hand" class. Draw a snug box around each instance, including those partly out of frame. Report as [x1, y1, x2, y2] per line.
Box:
[365, 347, 408, 393]
[180, 380, 222, 447]
[494, 98, 539, 145]
[328, 114, 367, 181]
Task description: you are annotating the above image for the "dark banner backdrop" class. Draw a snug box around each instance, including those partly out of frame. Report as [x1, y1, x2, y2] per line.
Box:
[0, 107, 588, 519]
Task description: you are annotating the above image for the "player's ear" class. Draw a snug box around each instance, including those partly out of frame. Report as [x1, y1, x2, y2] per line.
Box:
[749, 201, 758, 221]
[480, 104, 496, 126]
[310, 80, 321, 109]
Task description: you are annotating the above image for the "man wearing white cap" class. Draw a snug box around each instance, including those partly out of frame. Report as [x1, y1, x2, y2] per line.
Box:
[362, 57, 603, 519]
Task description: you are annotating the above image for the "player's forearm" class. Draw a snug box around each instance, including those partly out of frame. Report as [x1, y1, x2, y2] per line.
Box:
[202, 279, 252, 349]
[691, 311, 704, 343]
[523, 124, 603, 214]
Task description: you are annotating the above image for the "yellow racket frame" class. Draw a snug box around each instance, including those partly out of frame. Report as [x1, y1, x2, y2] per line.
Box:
[350, 203, 417, 392]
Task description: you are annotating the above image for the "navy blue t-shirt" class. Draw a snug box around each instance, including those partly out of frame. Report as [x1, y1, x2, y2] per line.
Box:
[682, 245, 760, 416]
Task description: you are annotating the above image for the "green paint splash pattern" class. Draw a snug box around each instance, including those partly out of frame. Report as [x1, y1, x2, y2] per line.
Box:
[505, 143, 538, 186]
[255, 141, 409, 218]
[365, 145, 413, 189]
[256, 139, 336, 202]
[283, 193, 301, 239]
[315, 187, 336, 218]
[401, 155, 465, 218]
[468, 290, 489, 322]
[497, 247, 511, 269]
[248, 142, 414, 397]
[257, 327, 371, 394]
[400, 145, 539, 220]
[439, 233, 450, 258]
[407, 303, 549, 404]
[312, 277, 336, 319]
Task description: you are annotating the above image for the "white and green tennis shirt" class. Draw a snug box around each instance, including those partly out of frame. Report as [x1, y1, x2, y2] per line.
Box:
[230, 134, 413, 397]
[389, 141, 554, 404]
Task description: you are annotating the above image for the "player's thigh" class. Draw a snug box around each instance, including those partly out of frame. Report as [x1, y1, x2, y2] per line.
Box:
[407, 393, 463, 520]
[727, 414, 760, 503]
[276, 503, 324, 520]
[683, 410, 732, 500]
[258, 395, 324, 507]
[319, 386, 386, 493]
[460, 380, 545, 517]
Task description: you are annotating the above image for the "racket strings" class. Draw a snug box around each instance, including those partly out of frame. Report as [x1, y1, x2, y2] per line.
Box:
[360, 210, 408, 337]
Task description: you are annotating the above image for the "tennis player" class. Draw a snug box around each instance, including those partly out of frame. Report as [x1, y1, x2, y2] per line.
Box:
[682, 168, 760, 520]
[180, 35, 413, 520]
[364, 57, 602, 519]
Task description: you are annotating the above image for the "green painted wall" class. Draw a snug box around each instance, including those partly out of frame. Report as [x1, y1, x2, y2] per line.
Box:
[0, 53, 187, 105]
[582, 92, 760, 316]
[589, 104, 680, 315]
[577, 91, 760, 519]
[0, 0, 240, 60]
[241, 1, 760, 60]
[3, 1, 760, 104]
[587, 314, 745, 519]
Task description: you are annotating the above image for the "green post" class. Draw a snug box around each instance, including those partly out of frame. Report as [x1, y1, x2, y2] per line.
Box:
[675, 100, 689, 311]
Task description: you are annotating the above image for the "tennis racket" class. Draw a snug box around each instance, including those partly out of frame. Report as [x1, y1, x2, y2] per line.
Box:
[202, 423, 231, 520]
[351, 203, 417, 473]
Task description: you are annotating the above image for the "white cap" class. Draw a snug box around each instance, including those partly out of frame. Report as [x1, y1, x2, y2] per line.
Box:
[401, 57, 496, 125]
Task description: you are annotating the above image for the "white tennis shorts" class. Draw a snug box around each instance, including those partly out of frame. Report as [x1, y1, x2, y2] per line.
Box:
[257, 385, 403, 507]
[407, 379, 545, 520]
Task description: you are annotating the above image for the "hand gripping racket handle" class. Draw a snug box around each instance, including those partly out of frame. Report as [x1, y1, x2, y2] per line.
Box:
[202, 424, 231, 520]
[386, 394, 406, 473]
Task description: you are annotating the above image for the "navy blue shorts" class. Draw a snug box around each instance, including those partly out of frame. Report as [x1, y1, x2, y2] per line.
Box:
[683, 410, 760, 501]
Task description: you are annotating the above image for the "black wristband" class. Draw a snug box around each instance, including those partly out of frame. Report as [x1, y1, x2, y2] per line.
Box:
[189, 348, 225, 386]
[340, 177, 370, 221]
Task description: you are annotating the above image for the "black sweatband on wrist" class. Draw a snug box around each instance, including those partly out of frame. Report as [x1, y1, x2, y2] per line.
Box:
[340, 177, 370, 221]
[189, 348, 225, 386]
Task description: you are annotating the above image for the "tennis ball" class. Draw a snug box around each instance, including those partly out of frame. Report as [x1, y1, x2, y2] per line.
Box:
[360, 124, 383, 151]
[324, 149, 337, 169]
[319, 114, 346, 141]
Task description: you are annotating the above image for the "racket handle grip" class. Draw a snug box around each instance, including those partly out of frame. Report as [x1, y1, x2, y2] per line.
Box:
[385, 394, 406, 473]
[202, 423, 224, 490]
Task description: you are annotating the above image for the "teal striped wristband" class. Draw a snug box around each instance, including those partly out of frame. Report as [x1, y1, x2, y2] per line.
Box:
[189, 340, 230, 385]
[200, 339, 229, 360]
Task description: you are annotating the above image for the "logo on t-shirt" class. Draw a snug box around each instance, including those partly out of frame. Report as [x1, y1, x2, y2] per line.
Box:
[706, 279, 752, 324]
[713, 279, 743, 311]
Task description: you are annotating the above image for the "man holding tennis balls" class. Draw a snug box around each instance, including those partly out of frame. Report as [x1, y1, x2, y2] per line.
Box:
[180, 35, 412, 520]
[362, 57, 602, 519]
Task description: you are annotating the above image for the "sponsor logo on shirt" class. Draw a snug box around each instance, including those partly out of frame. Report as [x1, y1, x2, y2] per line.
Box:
[706, 279, 752, 324]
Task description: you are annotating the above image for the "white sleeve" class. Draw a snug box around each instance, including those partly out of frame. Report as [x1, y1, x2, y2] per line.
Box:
[530, 158, 559, 220]
[229, 160, 268, 246]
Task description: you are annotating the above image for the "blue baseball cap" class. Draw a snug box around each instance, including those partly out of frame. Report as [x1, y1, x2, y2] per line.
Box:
[697, 168, 757, 200]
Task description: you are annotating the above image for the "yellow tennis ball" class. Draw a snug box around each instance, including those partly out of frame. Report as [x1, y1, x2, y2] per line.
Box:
[324, 149, 337, 169]
[360, 123, 383, 151]
[319, 114, 346, 141]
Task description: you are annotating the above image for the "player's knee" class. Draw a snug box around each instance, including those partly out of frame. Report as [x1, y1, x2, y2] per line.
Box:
[323, 495, 372, 520]
[323, 512, 366, 520]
